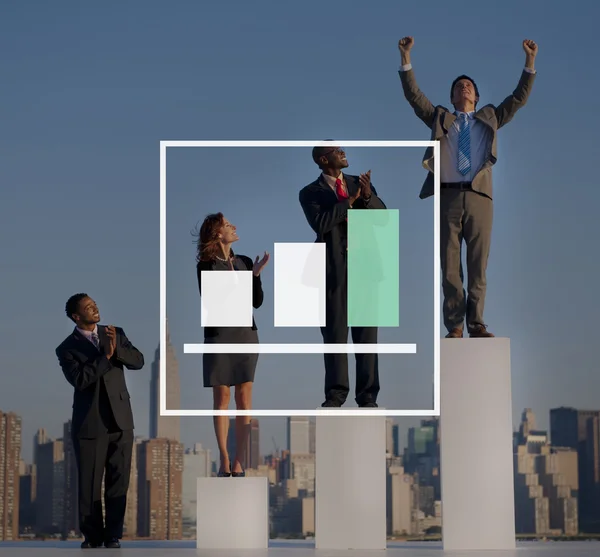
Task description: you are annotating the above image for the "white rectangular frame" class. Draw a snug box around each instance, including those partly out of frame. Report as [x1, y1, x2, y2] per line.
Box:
[160, 140, 440, 417]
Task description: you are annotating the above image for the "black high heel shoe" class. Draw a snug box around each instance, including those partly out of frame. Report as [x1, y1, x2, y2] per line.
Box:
[217, 462, 231, 477]
[231, 469, 245, 477]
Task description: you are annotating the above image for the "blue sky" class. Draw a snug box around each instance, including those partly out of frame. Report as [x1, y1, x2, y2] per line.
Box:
[2, 0, 599, 462]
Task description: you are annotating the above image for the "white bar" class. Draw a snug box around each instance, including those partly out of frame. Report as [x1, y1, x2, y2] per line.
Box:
[433, 140, 441, 414]
[161, 140, 437, 148]
[440, 338, 516, 551]
[196, 477, 268, 549]
[315, 413, 387, 549]
[274, 242, 325, 327]
[200, 270, 253, 327]
[161, 408, 438, 417]
[183, 343, 416, 354]
[159, 142, 167, 416]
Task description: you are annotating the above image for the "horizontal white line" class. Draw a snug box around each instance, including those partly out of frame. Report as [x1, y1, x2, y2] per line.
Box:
[161, 140, 436, 148]
[183, 343, 417, 354]
[160, 409, 439, 417]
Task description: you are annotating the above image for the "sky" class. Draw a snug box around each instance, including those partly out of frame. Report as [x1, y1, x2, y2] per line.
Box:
[2, 0, 599, 463]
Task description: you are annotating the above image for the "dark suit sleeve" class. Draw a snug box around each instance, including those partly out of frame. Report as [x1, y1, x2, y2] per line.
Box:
[494, 69, 536, 129]
[299, 187, 351, 235]
[114, 328, 144, 370]
[357, 184, 386, 210]
[240, 255, 264, 309]
[56, 345, 113, 391]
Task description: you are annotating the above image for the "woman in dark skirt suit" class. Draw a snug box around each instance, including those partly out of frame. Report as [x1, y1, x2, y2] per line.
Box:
[195, 212, 270, 477]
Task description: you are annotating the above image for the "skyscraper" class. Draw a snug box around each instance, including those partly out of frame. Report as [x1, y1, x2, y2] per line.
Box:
[149, 320, 181, 442]
[0, 411, 22, 541]
[287, 417, 310, 455]
[227, 419, 260, 470]
[550, 406, 600, 532]
[137, 438, 183, 539]
[62, 420, 78, 537]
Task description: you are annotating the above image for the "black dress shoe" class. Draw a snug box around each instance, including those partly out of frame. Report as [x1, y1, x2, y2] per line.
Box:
[81, 540, 100, 548]
[104, 538, 121, 548]
[359, 401, 378, 408]
[321, 399, 342, 407]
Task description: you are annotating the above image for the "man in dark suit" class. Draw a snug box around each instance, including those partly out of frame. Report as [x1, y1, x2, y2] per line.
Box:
[56, 293, 144, 549]
[397, 36, 538, 338]
[299, 144, 387, 407]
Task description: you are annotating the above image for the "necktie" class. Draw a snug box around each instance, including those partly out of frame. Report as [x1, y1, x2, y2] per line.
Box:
[335, 178, 348, 199]
[457, 113, 471, 176]
[91, 332, 100, 349]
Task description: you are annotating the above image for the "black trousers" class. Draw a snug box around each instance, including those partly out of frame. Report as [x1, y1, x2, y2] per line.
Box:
[72, 427, 133, 543]
[321, 287, 380, 405]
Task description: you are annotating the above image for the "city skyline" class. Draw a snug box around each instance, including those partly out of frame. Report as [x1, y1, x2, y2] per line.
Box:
[3, 0, 600, 468]
[4, 404, 600, 541]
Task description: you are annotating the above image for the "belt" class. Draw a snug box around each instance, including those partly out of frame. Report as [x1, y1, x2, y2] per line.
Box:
[441, 181, 472, 190]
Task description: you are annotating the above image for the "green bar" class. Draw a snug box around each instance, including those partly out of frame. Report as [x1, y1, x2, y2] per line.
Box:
[347, 209, 399, 327]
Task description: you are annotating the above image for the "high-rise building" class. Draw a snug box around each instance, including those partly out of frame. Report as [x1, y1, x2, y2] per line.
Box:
[287, 417, 310, 455]
[137, 438, 184, 539]
[386, 418, 394, 457]
[35, 438, 65, 535]
[392, 423, 401, 458]
[0, 411, 22, 541]
[182, 443, 212, 537]
[123, 437, 141, 539]
[227, 419, 260, 470]
[149, 320, 181, 442]
[514, 411, 578, 535]
[308, 419, 316, 455]
[62, 421, 78, 537]
[550, 406, 600, 532]
[18, 460, 36, 531]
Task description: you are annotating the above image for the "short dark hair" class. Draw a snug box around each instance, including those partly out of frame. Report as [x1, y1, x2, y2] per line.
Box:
[450, 75, 480, 102]
[65, 293, 89, 322]
[312, 139, 335, 169]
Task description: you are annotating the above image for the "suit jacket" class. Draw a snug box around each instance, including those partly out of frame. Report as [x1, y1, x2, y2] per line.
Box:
[299, 173, 387, 296]
[196, 254, 264, 339]
[399, 68, 536, 199]
[56, 325, 144, 439]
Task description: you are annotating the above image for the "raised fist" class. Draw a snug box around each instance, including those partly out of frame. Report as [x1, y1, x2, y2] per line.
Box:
[398, 37, 414, 53]
[522, 39, 538, 56]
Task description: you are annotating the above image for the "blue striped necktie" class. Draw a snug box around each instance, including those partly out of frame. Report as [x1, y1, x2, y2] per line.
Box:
[457, 113, 471, 176]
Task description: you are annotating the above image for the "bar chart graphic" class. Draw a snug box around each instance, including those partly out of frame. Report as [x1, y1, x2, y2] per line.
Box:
[160, 140, 441, 417]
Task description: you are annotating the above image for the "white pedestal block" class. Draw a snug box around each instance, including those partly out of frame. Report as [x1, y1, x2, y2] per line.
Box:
[195, 477, 268, 549]
[440, 338, 516, 551]
[315, 412, 387, 550]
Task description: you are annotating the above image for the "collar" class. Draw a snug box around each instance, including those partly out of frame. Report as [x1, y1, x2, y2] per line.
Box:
[321, 171, 344, 188]
[76, 324, 98, 339]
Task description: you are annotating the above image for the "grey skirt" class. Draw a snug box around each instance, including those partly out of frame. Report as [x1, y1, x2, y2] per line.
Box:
[203, 327, 259, 387]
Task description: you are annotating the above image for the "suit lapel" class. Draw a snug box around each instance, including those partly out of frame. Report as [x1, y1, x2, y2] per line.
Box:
[72, 327, 99, 353]
[97, 325, 110, 354]
[440, 110, 456, 135]
[317, 175, 338, 200]
[474, 107, 495, 130]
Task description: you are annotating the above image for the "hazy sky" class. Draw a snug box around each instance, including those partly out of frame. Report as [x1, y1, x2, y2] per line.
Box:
[2, 0, 599, 462]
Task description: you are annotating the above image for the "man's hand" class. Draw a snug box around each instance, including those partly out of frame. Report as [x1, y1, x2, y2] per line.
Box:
[253, 252, 270, 277]
[349, 186, 362, 206]
[359, 170, 372, 199]
[398, 36, 414, 53]
[523, 39, 538, 70]
[398, 36, 414, 65]
[106, 325, 116, 359]
[522, 39, 538, 57]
